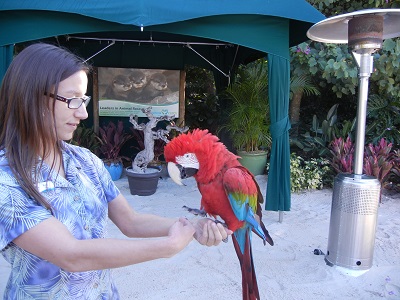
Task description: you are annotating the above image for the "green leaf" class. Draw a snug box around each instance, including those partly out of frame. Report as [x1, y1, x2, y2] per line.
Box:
[327, 104, 338, 121]
[314, 137, 326, 147]
[312, 115, 318, 133]
[383, 39, 396, 52]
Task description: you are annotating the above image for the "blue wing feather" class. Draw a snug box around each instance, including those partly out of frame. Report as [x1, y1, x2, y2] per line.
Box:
[223, 168, 268, 253]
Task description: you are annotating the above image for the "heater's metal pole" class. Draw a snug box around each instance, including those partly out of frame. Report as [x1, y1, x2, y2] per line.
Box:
[352, 53, 374, 175]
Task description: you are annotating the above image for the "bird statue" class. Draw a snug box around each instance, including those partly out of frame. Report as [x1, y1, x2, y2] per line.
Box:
[164, 129, 273, 300]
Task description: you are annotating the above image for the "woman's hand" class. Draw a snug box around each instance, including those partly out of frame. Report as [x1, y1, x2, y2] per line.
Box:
[166, 217, 196, 256]
[191, 218, 233, 247]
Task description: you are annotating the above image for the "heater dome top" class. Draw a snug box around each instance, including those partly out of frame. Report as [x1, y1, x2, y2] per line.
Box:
[307, 8, 400, 44]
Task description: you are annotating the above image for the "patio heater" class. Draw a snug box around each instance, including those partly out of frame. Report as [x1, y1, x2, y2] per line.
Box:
[307, 9, 400, 271]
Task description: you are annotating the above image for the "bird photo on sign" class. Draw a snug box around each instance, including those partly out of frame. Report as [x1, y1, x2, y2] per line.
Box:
[164, 129, 274, 300]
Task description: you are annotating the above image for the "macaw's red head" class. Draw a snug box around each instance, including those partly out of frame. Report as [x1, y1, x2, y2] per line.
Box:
[164, 129, 237, 185]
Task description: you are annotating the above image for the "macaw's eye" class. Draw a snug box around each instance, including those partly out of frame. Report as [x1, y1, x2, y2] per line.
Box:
[176, 153, 199, 169]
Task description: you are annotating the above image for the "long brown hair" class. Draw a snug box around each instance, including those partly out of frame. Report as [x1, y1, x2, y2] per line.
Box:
[0, 43, 90, 210]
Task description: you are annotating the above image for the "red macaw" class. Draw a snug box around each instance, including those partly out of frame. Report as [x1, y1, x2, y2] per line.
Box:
[164, 129, 273, 300]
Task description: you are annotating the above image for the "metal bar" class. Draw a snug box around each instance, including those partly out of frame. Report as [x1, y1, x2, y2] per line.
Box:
[68, 35, 232, 47]
[186, 44, 230, 79]
[353, 53, 374, 175]
[83, 41, 115, 62]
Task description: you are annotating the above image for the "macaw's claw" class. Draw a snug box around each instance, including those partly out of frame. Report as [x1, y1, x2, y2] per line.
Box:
[182, 205, 207, 217]
[214, 219, 228, 227]
[213, 220, 229, 243]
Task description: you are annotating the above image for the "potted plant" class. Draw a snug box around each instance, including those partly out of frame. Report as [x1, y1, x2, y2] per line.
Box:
[129, 127, 168, 177]
[220, 60, 272, 175]
[126, 107, 188, 195]
[97, 120, 133, 180]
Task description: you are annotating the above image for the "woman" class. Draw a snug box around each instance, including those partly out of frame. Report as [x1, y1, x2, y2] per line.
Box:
[0, 43, 231, 299]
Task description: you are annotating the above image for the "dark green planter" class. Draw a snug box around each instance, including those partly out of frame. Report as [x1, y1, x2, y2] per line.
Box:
[125, 167, 160, 196]
[237, 150, 268, 176]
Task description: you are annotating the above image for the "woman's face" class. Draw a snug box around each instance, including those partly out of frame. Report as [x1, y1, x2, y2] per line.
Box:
[53, 70, 89, 141]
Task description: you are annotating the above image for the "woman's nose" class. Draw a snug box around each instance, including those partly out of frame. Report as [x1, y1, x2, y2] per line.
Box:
[74, 104, 89, 120]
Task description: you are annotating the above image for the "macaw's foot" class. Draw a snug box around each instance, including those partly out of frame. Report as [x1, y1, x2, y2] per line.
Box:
[213, 219, 228, 227]
[182, 205, 207, 217]
[213, 219, 229, 243]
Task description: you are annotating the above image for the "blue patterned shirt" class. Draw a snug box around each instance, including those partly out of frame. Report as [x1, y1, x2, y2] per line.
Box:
[0, 142, 121, 299]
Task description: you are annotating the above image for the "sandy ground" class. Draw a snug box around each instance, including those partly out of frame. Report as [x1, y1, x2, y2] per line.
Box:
[1, 174, 400, 299]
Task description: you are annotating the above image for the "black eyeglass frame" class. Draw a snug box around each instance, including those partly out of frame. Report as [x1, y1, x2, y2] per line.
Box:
[45, 92, 91, 109]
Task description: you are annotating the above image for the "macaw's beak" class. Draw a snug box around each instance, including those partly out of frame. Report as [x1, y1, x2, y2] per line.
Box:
[167, 162, 198, 186]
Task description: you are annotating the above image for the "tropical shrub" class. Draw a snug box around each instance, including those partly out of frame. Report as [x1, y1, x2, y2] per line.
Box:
[220, 60, 272, 152]
[366, 94, 400, 145]
[97, 120, 133, 165]
[70, 123, 100, 154]
[185, 65, 220, 134]
[332, 118, 356, 142]
[363, 138, 394, 189]
[389, 149, 400, 192]
[289, 153, 332, 192]
[290, 1, 400, 141]
[329, 137, 395, 190]
[290, 104, 339, 159]
[329, 136, 354, 174]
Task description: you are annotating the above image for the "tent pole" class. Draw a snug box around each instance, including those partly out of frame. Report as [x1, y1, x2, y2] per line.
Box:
[83, 41, 115, 62]
[186, 44, 230, 81]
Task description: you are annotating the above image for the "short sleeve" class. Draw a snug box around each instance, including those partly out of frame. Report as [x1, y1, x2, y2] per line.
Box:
[0, 184, 52, 249]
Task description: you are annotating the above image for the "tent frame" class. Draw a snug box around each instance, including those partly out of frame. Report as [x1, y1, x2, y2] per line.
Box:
[0, 4, 326, 216]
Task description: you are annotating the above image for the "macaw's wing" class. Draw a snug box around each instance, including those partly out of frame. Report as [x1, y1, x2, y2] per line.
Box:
[223, 167, 258, 221]
[223, 167, 273, 300]
[223, 167, 274, 247]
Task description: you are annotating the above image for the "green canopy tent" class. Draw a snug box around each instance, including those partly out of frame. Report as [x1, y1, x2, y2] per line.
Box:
[0, 1, 325, 217]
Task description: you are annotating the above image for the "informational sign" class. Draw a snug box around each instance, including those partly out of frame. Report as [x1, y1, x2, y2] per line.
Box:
[98, 67, 180, 117]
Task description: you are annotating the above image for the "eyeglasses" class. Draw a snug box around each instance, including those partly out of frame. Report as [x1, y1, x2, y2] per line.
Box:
[46, 93, 91, 109]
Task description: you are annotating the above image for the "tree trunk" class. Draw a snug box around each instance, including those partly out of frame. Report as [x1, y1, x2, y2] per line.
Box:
[290, 90, 303, 125]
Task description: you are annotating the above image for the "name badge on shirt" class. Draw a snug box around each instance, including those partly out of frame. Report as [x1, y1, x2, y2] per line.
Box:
[37, 181, 55, 193]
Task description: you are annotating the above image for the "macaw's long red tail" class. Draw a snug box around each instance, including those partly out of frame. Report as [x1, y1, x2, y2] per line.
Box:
[232, 232, 260, 300]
